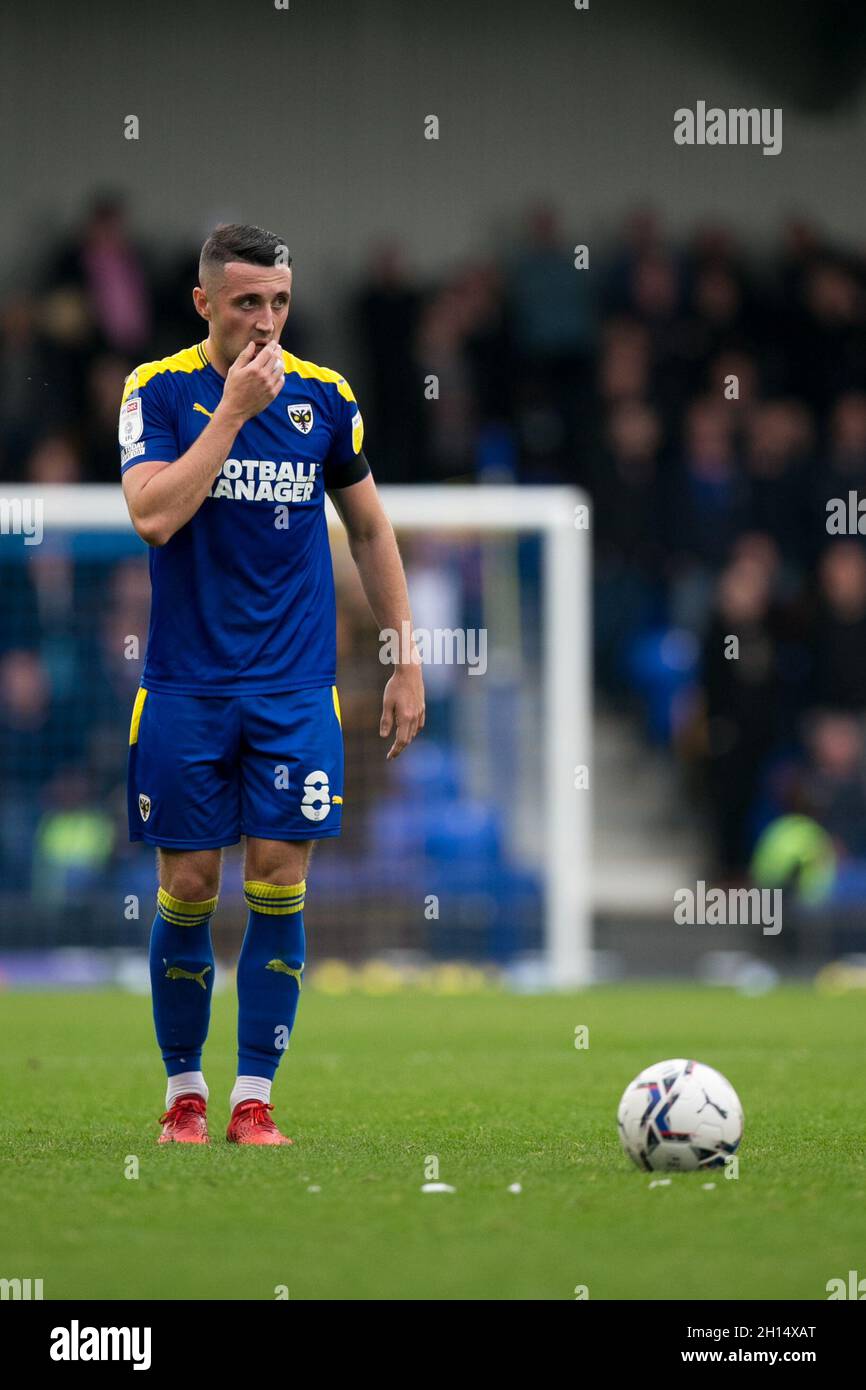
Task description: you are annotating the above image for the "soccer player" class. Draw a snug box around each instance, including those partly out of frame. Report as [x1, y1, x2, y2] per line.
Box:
[119, 224, 425, 1145]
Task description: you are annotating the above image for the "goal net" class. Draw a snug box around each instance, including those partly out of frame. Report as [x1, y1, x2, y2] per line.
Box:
[0, 484, 590, 986]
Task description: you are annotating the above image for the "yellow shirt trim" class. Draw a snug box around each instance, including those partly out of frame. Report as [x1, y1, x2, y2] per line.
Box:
[122, 343, 210, 404]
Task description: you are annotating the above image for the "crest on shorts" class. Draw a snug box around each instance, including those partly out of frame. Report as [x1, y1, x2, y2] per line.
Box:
[288, 403, 314, 434]
[139, 793, 151, 823]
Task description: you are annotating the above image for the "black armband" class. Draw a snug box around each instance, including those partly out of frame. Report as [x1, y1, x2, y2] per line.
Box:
[324, 449, 371, 491]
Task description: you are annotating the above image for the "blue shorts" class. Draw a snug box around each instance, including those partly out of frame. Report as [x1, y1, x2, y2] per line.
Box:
[127, 684, 344, 848]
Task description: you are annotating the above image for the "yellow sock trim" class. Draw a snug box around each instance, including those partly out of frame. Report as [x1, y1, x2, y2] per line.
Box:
[244, 879, 306, 915]
[157, 887, 218, 926]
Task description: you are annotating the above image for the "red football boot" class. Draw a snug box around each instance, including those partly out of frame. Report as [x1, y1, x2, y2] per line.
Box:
[157, 1093, 209, 1144]
[226, 1099, 293, 1146]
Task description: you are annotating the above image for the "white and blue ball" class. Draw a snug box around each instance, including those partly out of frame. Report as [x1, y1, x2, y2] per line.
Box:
[617, 1058, 743, 1172]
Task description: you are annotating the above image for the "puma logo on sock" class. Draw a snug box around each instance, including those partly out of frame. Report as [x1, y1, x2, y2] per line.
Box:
[265, 960, 304, 987]
[164, 964, 212, 990]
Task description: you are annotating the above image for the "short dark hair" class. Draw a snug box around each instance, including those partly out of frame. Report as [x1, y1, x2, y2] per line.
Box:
[199, 223, 292, 284]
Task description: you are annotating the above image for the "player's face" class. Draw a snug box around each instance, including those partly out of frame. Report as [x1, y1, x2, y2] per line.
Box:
[201, 262, 293, 364]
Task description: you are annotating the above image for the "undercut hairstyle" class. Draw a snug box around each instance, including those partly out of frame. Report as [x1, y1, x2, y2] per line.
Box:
[199, 223, 292, 287]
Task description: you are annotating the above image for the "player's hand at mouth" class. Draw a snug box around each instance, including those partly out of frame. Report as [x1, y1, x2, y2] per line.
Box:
[380, 663, 425, 759]
[220, 339, 285, 423]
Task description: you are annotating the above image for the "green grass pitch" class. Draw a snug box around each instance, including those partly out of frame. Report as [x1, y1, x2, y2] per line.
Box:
[1, 984, 864, 1300]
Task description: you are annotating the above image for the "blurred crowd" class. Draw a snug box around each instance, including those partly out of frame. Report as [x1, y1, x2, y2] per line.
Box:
[3, 193, 866, 894]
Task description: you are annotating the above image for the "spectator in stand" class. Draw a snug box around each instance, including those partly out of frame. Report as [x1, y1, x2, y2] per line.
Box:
[86, 557, 153, 766]
[667, 396, 745, 632]
[44, 192, 153, 358]
[31, 766, 115, 905]
[459, 261, 513, 439]
[787, 259, 866, 415]
[742, 400, 813, 566]
[24, 434, 81, 484]
[800, 712, 866, 860]
[0, 650, 82, 887]
[592, 399, 667, 578]
[626, 251, 682, 355]
[508, 202, 596, 475]
[596, 317, 652, 408]
[700, 556, 781, 879]
[813, 391, 866, 533]
[592, 398, 667, 692]
[809, 543, 866, 711]
[677, 265, 750, 385]
[416, 277, 478, 480]
[602, 206, 666, 313]
[354, 240, 425, 483]
[778, 216, 825, 306]
[0, 296, 77, 476]
[81, 354, 133, 482]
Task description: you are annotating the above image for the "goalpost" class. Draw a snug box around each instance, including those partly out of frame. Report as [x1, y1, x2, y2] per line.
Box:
[6, 483, 591, 987]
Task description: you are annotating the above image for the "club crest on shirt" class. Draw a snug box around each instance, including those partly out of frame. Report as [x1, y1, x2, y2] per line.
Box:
[288, 403, 314, 435]
[139, 793, 151, 822]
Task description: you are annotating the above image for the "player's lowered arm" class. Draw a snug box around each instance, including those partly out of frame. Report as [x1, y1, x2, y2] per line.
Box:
[330, 476, 420, 668]
[330, 475, 425, 756]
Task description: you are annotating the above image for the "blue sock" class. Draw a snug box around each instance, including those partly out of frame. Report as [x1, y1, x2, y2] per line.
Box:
[237, 879, 306, 1080]
[149, 887, 218, 1077]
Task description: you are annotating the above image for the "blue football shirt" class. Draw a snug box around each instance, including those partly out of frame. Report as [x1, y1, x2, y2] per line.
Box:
[119, 341, 369, 695]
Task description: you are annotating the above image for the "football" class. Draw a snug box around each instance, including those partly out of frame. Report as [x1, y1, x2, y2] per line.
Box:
[617, 1058, 744, 1172]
